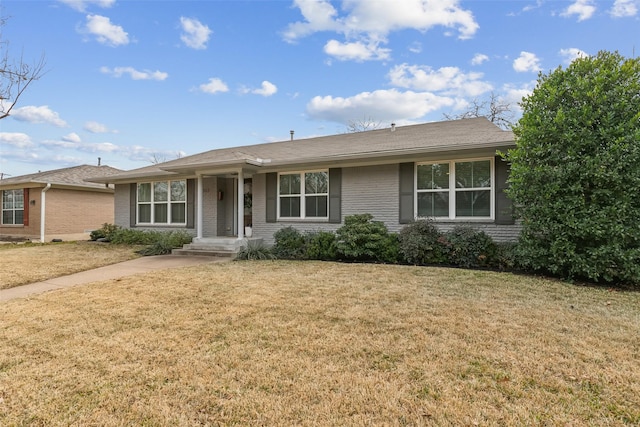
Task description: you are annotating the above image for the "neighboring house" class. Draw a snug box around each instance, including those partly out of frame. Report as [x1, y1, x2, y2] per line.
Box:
[87, 118, 520, 245]
[0, 165, 121, 242]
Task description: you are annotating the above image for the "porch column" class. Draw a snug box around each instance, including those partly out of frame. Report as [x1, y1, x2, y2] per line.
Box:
[196, 174, 203, 239]
[237, 169, 244, 239]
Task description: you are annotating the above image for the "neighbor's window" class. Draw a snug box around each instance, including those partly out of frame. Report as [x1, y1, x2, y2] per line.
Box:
[137, 180, 186, 224]
[1, 189, 24, 225]
[279, 171, 328, 219]
[417, 159, 492, 219]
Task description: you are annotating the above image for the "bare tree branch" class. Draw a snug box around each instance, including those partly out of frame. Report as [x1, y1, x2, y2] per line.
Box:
[346, 115, 383, 133]
[1, 15, 47, 120]
[443, 92, 515, 130]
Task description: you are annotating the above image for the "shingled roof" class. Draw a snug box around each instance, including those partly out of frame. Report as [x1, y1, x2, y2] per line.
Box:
[88, 117, 514, 183]
[0, 165, 121, 190]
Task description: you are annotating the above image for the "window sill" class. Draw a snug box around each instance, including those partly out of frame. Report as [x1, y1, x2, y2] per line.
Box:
[418, 218, 495, 223]
[0, 224, 25, 228]
[135, 224, 187, 227]
[277, 218, 329, 223]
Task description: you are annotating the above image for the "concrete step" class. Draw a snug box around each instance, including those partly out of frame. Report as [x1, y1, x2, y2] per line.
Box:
[172, 248, 237, 257]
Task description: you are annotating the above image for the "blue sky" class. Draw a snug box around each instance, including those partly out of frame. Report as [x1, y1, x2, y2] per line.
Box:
[1, 0, 638, 177]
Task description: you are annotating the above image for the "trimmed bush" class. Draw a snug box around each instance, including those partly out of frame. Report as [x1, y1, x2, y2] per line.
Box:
[335, 214, 398, 263]
[398, 220, 447, 265]
[304, 231, 337, 261]
[272, 226, 306, 260]
[135, 230, 193, 256]
[90, 223, 120, 241]
[442, 226, 497, 268]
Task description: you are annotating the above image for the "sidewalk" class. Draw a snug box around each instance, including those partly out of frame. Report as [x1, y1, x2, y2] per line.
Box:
[1, 255, 228, 303]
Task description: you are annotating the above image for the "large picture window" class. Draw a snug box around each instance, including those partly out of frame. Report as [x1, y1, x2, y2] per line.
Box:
[278, 171, 328, 219]
[416, 159, 492, 219]
[1, 189, 24, 225]
[137, 180, 186, 224]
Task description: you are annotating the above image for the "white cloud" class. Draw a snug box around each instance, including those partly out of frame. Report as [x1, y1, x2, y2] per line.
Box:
[179, 17, 212, 50]
[513, 51, 542, 72]
[250, 81, 278, 97]
[471, 53, 489, 65]
[559, 48, 589, 64]
[58, 0, 115, 12]
[0, 132, 34, 148]
[610, 0, 638, 17]
[100, 66, 168, 81]
[388, 64, 492, 97]
[561, 0, 596, 21]
[83, 14, 129, 46]
[408, 42, 422, 54]
[62, 132, 82, 143]
[84, 121, 117, 133]
[198, 78, 229, 94]
[306, 88, 455, 124]
[324, 39, 391, 61]
[11, 105, 68, 127]
[283, 0, 478, 61]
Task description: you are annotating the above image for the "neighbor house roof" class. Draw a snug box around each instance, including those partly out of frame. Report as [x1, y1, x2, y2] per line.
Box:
[0, 165, 121, 192]
[87, 117, 514, 184]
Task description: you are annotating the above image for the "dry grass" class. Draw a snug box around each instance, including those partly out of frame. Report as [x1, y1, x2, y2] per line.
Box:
[1, 260, 639, 426]
[0, 242, 142, 289]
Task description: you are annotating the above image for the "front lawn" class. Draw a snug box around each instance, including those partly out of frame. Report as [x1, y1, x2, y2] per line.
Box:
[1, 261, 638, 425]
[0, 241, 142, 289]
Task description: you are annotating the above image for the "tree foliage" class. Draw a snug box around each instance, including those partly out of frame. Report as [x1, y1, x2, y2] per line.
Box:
[506, 51, 640, 285]
[1, 15, 47, 120]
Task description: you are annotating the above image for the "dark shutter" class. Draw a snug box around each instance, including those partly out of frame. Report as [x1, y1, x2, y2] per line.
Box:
[186, 179, 195, 229]
[495, 156, 515, 225]
[265, 172, 277, 223]
[130, 183, 137, 227]
[23, 188, 29, 226]
[328, 168, 342, 223]
[399, 162, 415, 224]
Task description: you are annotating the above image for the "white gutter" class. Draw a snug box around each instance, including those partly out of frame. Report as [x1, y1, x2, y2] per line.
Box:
[40, 183, 51, 243]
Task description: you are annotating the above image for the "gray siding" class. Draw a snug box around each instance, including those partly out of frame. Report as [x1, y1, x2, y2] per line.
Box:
[251, 163, 521, 245]
[114, 184, 131, 228]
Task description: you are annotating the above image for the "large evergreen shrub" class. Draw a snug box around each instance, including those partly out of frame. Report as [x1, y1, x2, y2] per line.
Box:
[507, 51, 640, 285]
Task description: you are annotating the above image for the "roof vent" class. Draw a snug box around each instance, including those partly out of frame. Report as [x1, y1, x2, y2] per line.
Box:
[290, 130, 294, 140]
[391, 123, 396, 132]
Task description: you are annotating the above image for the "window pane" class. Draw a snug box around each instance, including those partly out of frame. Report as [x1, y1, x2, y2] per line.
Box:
[14, 190, 24, 209]
[171, 203, 186, 223]
[15, 211, 23, 224]
[3, 191, 14, 209]
[154, 182, 168, 202]
[154, 203, 168, 223]
[170, 181, 186, 201]
[417, 164, 449, 190]
[280, 197, 301, 217]
[305, 172, 328, 194]
[280, 174, 301, 195]
[456, 161, 491, 188]
[2, 211, 13, 224]
[305, 195, 328, 217]
[138, 204, 151, 223]
[138, 183, 151, 203]
[418, 192, 449, 217]
[456, 190, 490, 217]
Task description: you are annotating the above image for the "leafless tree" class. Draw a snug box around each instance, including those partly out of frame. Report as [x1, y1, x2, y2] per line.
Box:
[346, 115, 383, 133]
[0, 15, 47, 120]
[443, 92, 515, 130]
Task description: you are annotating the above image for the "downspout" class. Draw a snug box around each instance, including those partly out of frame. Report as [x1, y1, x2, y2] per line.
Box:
[40, 183, 51, 243]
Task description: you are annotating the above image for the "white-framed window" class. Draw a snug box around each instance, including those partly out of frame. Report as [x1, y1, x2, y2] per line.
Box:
[278, 170, 328, 219]
[1, 189, 24, 225]
[137, 180, 186, 224]
[416, 158, 493, 219]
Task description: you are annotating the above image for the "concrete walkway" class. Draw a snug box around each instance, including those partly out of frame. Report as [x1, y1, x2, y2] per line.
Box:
[1, 255, 228, 303]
